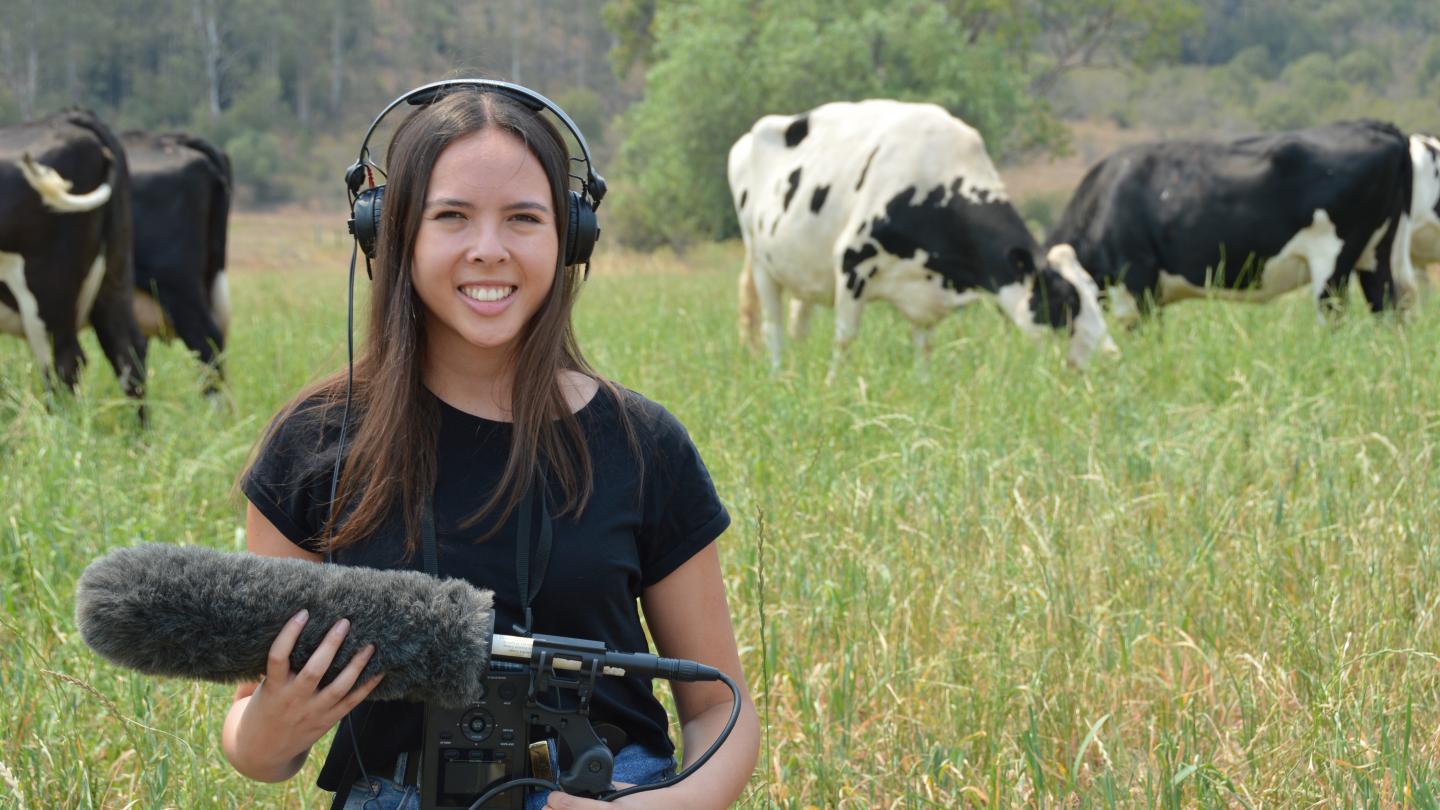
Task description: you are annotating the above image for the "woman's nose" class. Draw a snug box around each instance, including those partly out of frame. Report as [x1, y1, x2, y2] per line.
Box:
[465, 224, 508, 265]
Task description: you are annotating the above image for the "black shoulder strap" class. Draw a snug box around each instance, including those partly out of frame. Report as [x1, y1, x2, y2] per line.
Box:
[421, 502, 439, 576]
[511, 467, 552, 636]
[420, 469, 551, 634]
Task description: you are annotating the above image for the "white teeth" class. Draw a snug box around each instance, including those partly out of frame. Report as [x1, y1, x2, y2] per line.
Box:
[461, 286, 515, 303]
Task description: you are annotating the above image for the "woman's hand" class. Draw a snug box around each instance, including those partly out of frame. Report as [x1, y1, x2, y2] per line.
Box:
[221, 608, 385, 782]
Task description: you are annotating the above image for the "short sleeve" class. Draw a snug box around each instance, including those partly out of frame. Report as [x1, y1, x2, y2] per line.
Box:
[634, 400, 730, 587]
[241, 401, 342, 551]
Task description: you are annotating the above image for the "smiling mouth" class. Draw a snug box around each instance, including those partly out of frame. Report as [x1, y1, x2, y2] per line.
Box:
[460, 285, 517, 303]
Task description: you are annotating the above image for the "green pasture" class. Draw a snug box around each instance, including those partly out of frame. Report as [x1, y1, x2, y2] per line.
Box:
[4, 215, 1440, 808]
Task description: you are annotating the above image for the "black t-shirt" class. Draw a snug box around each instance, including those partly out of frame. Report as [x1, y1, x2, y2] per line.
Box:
[242, 384, 730, 790]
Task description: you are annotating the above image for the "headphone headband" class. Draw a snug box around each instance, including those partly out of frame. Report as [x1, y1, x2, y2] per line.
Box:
[345, 78, 606, 268]
[344, 79, 606, 207]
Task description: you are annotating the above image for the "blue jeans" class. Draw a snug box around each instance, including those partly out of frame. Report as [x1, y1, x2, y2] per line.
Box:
[340, 744, 676, 810]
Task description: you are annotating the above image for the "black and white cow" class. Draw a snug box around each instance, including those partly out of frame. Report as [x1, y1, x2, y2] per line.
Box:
[122, 131, 232, 390]
[729, 99, 1113, 380]
[1407, 134, 1440, 273]
[1047, 120, 1420, 320]
[0, 110, 147, 402]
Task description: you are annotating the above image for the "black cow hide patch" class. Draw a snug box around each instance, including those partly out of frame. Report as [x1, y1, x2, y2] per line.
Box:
[810, 185, 829, 214]
[785, 115, 810, 147]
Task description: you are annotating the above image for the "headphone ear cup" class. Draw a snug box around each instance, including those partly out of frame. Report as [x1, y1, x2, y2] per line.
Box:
[566, 190, 599, 267]
[349, 186, 385, 261]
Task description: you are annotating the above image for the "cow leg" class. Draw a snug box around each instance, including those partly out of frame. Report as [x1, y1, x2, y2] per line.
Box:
[911, 324, 933, 380]
[737, 253, 761, 350]
[88, 286, 148, 418]
[49, 328, 86, 392]
[1121, 277, 1164, 328]
[827, 280, 865, 386]
[1357, 265, 1397, 313]
[1112, 259, 1162, 326]
[1384, 218, 1420, 313]
[751, 265, 786, 370]
[787, 299, 814, 341]
[0, 251, 58, 381]
[153, 280, 227, 392]
[1318, 267, 1351, 313]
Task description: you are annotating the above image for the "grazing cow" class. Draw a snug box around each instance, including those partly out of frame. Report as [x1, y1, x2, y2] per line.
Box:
[730, 99, 1113, 380]
[1048, 120, 1420, 320]
[122, 131, 232, 390]
[1407, 134, 1440, 273]
[0, 110, 147, 403]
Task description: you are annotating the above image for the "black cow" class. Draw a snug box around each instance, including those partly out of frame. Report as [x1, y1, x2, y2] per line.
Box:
[122, 131, 232, 390]
[1048, 120, 1419, 320]
[0, 110, 147, 403]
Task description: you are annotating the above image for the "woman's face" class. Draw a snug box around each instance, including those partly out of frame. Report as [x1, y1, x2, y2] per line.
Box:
[411, 128, 560, 368]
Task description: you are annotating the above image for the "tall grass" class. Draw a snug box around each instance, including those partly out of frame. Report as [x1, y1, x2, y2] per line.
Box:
[3, 213, 1439, 807]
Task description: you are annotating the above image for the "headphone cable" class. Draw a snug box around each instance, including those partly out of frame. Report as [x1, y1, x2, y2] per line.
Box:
[329, 235, 373, 798]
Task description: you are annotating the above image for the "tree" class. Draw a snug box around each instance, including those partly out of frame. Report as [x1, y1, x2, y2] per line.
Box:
[606, 0, 1065, 249]
[1336, 50, 1393, 95]
[1026, 0, 1202, 93]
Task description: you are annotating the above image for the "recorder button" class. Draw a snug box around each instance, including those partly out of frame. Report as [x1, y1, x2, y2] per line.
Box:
[459, 708, 495, 743]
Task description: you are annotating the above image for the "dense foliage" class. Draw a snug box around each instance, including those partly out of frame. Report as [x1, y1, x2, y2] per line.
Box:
[0, 0, 630, 204]
[0, 1, 1434, 236]
[604, 0, 1201, 248]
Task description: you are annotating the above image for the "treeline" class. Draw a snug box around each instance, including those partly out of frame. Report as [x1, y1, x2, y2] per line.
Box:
[606, 0, 1440, 248]
[2, 1, 1436, 248]
[0, 0, 631, 204]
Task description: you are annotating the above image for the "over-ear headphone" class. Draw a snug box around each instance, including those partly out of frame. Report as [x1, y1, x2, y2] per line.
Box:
[344, 79, 607, 269]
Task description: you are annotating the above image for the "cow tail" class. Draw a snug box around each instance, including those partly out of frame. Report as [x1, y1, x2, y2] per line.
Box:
[172, 134, 232, 286]
[66, 111, 135, 302]
[64, 109, 146, 400]
[1369, 134, 1415, 311]
[738, 252, 760, 350]
[1390, 135, 1418, 308]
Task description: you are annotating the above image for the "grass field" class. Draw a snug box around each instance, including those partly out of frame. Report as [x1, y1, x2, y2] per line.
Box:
[4, 210, 1440, 808]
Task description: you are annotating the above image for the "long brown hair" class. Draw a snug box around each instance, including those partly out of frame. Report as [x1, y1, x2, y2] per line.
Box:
[250, 88, 612, 555]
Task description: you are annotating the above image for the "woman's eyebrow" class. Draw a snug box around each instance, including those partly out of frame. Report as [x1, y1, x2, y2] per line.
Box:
[505, 200, 551, 214]
[425, 197, 473, 210]
[422, 198, 550, 214]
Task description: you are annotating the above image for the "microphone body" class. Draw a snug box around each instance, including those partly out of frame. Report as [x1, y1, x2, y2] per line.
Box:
[75, 543, 495, 706]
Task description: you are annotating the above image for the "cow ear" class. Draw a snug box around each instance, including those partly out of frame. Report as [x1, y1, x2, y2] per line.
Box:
[1008, 247, 1037, 275]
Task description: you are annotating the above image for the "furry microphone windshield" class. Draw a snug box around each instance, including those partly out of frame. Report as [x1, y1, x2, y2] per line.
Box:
[75, 543, 495, 707]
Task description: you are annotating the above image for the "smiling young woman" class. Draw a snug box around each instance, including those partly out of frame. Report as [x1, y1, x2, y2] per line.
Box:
[227, 85, 759, 810]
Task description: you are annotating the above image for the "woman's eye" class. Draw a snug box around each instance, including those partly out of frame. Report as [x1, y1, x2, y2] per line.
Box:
[435, 211, 464, 220]
[511, 213, 542, 224]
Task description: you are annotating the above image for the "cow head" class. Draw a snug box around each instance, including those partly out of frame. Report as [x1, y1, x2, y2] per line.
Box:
[1024, 244, 1117, 368]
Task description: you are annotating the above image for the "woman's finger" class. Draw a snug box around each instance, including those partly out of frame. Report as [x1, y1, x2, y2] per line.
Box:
[264, 609, 310, 682]
[318, 643, 375, 702]
[293, 617, 350, 688]
[330, 671, 386, 722]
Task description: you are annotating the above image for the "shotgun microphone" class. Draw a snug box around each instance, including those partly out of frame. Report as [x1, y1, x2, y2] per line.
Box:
[75, 543, 497, 706]
[75, 544, 724, 707]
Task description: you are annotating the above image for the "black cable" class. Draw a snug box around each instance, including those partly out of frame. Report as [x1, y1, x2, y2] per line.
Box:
[459, 670, 741, 807]
[602, 671, 742, 802]
[328, 230, 359, 562]
[466, 777, 565, 810]
[331, 235, 372, 796]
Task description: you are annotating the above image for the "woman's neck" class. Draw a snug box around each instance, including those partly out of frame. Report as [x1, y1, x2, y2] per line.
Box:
[422, 349, 516, 421]
[421, 351, 598, 421]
